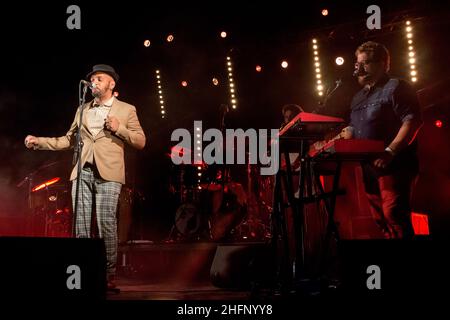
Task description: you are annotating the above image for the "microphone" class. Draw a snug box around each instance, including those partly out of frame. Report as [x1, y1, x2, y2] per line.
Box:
[80, 80, 96, 89]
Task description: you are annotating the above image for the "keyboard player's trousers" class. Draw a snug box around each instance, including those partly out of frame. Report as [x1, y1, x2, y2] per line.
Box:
[362, 165, 416, 239]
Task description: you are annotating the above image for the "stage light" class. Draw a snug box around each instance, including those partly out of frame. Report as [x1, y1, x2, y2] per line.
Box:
[181, 81, 188, 87]
[409, 52, 415, 57]
[408, 40, 413, 44]
[321, 9, 328, 16]
[167, 34, 174, 42]
[312, 38, 323, 97]
[409, 58, 416, 64]
[411, 65, 416, 69]
[220, 31, 227, 38]
[407, 33, 412, 38]
[256, 65, 262, 72]
[406, 26, 412, 32]
[412, 77, 417, 82]
[409, 46, 414, 51]
[335, 57, 344, 65]
[212, 78, 219, 86]
[406, 20, 411, 25]
[226, 56, 238, 108]
[281, 61, 288, 68]
[435, 120, 443, 128]
[144, 40, 151, 47]
[156, 70, 166, 118]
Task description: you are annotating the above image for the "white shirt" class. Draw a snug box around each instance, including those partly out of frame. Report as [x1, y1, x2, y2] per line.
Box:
[87, 96, 114, 138]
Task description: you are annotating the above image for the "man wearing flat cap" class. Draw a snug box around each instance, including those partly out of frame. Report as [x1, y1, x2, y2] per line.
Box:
[24, 64, 146, 290]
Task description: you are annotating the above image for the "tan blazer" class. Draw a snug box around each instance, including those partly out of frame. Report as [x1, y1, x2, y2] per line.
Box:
[37, 98, 146, 184]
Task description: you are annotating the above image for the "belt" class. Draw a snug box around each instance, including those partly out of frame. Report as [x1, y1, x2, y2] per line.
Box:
[83, 162, 96, 169]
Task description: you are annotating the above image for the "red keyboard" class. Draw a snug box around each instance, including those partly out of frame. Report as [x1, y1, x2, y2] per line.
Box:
[309, 139, 385, 159]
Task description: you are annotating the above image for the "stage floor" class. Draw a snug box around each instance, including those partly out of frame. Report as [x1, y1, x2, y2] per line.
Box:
[107, 279, 251, 300]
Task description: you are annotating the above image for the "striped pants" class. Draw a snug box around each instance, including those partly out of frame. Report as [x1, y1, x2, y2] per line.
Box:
[72, 165, 122, 276]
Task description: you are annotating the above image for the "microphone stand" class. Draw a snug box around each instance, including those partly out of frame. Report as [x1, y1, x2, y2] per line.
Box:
[71, 81, 89, 237]
[313, 79, 342, 114]
[219, 104, 229, 188]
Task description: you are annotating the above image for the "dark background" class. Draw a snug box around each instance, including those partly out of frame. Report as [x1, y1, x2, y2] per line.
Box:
[0, 0, 449, 239]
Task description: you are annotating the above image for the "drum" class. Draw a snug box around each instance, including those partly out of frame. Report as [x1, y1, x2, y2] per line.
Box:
[174, 202, 202, 237]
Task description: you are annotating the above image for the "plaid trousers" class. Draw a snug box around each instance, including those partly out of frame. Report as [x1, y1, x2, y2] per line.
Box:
[72, 166, 122, 276]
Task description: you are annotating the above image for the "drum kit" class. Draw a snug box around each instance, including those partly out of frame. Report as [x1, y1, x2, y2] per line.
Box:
[168, 152, 274, 242]
[17, 160, 141, 241]
[17, 162, 73, 238]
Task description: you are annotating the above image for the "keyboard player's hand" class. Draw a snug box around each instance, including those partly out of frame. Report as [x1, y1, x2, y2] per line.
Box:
[373, 151, 394, 169]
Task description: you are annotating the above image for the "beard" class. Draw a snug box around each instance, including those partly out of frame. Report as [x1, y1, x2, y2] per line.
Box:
[91, 87, 105, 98]
[357, 73, 373, 86]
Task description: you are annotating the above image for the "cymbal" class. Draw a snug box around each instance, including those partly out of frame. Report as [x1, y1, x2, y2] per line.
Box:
[32, 177, 61, 192]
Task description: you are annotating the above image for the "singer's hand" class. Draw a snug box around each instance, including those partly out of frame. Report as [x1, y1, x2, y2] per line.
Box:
[105, 116, 119, 132]
[24, 135, 38, 149]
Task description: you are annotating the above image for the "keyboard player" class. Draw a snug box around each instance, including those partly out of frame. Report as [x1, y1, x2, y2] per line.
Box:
[346, 41, 423, 239]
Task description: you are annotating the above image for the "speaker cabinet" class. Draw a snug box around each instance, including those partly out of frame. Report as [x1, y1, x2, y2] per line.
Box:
[210, 242, 275, 289]
[338, 238, 447, 296]
[0, 237, 106, 300]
